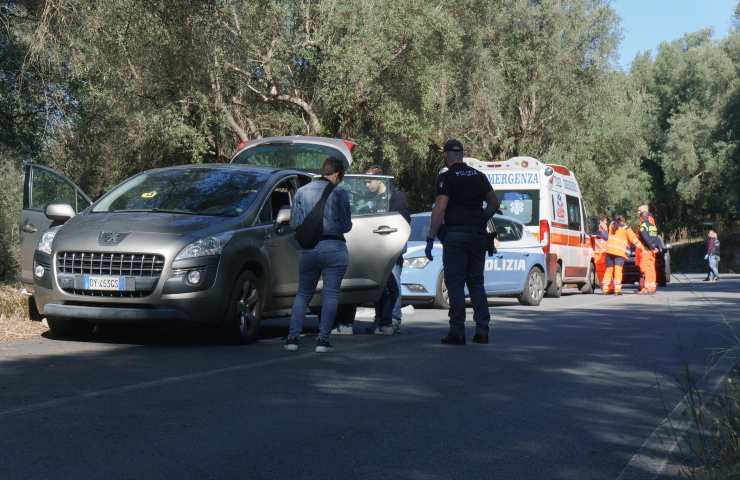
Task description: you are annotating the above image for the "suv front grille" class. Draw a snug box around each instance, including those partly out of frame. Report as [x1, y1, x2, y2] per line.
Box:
[56, 251, 165, 297]
[57, 252, 165, 277]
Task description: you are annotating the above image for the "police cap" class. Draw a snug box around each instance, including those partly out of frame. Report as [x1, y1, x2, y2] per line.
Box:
[443, 139, 464, 153]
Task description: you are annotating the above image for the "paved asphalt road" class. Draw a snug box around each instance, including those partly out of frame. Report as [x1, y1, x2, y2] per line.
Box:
[1, 274, 738, 480]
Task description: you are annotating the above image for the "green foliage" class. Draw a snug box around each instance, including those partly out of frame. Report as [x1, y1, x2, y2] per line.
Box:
[1, 0, 738, 281]
[631, 26, 740, 230]
[0, 149, 22, 281]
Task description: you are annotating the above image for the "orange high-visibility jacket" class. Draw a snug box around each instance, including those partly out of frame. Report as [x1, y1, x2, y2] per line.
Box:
[594, 224, 608, 254]
[606, 224, 640, 258]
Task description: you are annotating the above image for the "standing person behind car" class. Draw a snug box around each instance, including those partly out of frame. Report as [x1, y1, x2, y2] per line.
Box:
[636, 204, 660, 294]
[704, 230, 721, 282]
[426, 139, 500, 345]
[365, 166, 411, 335]
[602, 215, 640, 296]
[284, 157, 352, 353]
[594, 215, 609, 289]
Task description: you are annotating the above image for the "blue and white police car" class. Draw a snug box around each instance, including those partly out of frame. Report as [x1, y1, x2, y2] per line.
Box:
[401, 212, 547, 308]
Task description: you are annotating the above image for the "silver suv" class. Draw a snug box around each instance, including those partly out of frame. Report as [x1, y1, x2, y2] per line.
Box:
[20, 137, 410, 342]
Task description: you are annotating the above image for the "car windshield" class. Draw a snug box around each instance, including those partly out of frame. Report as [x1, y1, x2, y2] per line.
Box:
[497, 190, 540, 226]
[231, 143, 348, 172]
[409, 215, 431, 241]
[92, 168, 268, 217]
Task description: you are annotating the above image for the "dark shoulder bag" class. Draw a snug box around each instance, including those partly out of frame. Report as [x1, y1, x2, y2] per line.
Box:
[295, 181, 336, 250]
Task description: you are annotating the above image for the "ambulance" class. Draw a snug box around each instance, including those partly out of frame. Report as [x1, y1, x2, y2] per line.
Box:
[465, 156, 596, 297]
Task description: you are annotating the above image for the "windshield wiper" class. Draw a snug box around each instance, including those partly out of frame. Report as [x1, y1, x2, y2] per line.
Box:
[106, 208, 201, 215]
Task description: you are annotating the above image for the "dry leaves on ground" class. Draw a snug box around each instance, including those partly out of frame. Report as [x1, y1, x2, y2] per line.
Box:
[0, 285, 47, 342]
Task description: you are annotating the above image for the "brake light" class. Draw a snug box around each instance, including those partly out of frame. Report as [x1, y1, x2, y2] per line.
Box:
[539, 219, 551, 254]
[235, 139, 249, 151]
[342, 139, 355, 152]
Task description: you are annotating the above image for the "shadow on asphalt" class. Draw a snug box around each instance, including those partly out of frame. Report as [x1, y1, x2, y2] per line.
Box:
[2, 277, 739, 480]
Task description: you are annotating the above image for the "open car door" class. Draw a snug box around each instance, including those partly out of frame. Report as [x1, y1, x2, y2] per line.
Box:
[20, 163, 92, 285]
[339, 175, 410, 305]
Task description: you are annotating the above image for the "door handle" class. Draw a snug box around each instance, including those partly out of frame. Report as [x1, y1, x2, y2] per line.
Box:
[22, 223, 38, 234]
[373, 226, 398, 235]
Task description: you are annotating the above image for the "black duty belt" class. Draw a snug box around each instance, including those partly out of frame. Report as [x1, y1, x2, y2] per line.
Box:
[445, 225, 485, 234]
[320, 235, 346, 242]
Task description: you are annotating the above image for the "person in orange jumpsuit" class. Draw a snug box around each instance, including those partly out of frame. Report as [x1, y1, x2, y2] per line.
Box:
[602, 215, 641, 295]
[636, 205, 660, 294]
[593, 215, 609, 288]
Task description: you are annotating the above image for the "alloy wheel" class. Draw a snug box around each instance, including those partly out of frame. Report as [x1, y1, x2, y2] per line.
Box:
[237, 280, 259, 336]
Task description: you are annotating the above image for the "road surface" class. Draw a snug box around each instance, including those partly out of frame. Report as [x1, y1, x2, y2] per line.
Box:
[1, 274, 738, 480]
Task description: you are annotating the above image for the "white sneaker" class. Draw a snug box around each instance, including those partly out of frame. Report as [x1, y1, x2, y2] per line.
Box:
[374, 325, 395, 336]
[332, 324, 354, 335]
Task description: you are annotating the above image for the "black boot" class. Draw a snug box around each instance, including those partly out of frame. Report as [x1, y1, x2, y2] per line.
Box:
[440, 333, 466, 345]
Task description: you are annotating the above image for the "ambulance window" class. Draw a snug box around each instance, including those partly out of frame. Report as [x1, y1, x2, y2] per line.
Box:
[566, 195, 582, 231]
[491, 217, 523, 242]
[496, 190, 539, 226]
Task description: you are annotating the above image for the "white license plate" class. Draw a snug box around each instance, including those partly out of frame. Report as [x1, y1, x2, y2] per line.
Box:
[83, 275, 124, 291]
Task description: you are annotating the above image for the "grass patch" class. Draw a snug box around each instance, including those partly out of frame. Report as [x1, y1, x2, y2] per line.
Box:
[680, 361, 740, 479]
[0, 284, 47, 342]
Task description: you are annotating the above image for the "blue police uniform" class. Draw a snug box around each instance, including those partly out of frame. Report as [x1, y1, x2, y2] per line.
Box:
[436, 162, 495, 340]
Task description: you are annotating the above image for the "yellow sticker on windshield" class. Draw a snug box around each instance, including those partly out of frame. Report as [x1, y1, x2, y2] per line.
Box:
[141, 191, 158, 199]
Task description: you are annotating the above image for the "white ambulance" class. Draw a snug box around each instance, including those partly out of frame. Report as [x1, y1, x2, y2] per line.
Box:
[465, 156, 596, 297]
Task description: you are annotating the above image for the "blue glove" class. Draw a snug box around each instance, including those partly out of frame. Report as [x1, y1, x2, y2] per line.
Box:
[425, 238, 434, 261]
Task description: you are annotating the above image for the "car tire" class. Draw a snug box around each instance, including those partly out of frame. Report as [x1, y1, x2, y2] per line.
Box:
[223, 271, 263, 344]
[545, 263, 563, 298]
[658, 251, 671, 287]
[579, 262, 596, 294]
[518, 267, 545, 306]
[46, 317, 94, 339]
[335, 305, 357, 324]
[433, 272, 450, 309]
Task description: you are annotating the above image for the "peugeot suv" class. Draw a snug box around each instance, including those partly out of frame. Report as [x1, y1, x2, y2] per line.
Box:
[20, 137, 410, 342]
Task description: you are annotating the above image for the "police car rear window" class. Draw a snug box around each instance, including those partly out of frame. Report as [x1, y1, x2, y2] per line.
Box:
[497, 190, 539, 226]
[491, 218, 523, 242]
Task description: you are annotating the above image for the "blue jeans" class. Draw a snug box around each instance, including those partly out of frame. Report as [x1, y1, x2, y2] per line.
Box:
[708, 255, 720, 279]
[288, 240, 348, 341]
[442, 231, 490, 338]
[374, 261, 403, 327]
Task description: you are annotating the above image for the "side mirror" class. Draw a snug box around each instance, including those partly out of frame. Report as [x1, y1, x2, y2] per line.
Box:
[276, 206, 292, 225]
[45, 203, 75, 224]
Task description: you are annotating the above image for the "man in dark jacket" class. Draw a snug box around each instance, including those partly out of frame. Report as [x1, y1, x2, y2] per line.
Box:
[365, 166, 411, 334]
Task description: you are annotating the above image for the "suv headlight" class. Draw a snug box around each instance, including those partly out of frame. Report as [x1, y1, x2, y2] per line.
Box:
[175, 232, 235, 261]
[36, 227, 62, 255]
[404, 256, 430, 269]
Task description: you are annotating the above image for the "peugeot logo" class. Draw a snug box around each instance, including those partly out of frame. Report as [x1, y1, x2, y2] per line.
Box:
[98, 232, 130, 245]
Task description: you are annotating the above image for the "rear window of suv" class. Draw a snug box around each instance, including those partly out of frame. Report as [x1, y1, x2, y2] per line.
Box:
[232, 143, 348, 172]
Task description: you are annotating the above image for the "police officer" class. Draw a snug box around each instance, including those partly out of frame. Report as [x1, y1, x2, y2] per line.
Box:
[425, 139, 500, 345]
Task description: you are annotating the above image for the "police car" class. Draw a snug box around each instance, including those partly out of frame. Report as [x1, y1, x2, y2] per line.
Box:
[401, 212, 547, 307]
